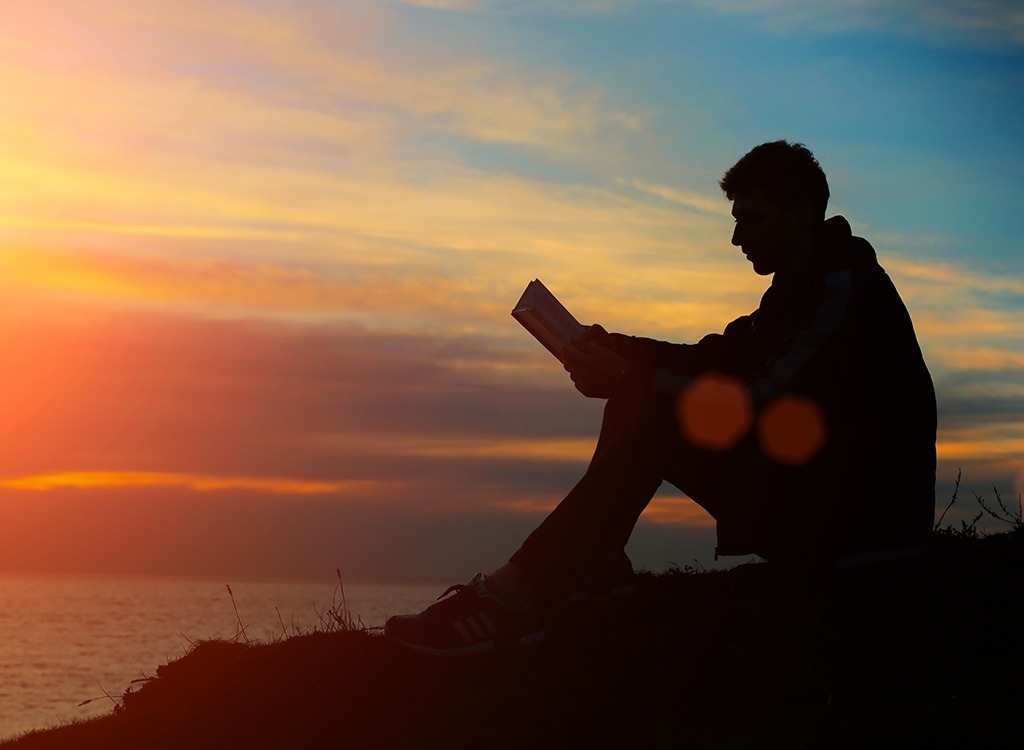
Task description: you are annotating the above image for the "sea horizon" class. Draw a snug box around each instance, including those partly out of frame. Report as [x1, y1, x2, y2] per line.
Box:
[0, 571, 442, 741]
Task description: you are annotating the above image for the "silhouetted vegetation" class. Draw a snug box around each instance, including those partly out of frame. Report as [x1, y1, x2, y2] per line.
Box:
[5, 488, 1022, 750]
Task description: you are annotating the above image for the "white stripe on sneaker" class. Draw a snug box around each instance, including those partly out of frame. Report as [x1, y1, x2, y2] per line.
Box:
[453, 620, 472, 644]
[465, 615, 486, 640]
[478, 611, 499, 636]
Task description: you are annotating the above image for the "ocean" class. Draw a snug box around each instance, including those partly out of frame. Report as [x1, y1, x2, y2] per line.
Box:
[0, 573, 441, 741]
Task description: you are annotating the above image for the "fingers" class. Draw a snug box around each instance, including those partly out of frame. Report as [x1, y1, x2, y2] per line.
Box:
[570, 371, 597, 398]
[562, 341, 599, 376]
[575, 323, 609, 348]
[563, 347, 596, 396]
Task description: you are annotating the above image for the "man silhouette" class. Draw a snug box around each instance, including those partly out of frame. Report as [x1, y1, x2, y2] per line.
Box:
[386, 141, 937, 655]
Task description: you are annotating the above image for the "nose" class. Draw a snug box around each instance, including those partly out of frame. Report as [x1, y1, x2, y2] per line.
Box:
[731, 224, 742, 247]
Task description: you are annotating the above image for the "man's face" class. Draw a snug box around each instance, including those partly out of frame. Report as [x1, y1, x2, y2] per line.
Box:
[730, 191, 809, 276]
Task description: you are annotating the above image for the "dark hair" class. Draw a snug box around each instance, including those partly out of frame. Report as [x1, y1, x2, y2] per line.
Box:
[719, 140, 830, 221]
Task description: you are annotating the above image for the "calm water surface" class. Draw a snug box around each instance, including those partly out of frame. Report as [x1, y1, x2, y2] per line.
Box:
[0, 573, 440, 740]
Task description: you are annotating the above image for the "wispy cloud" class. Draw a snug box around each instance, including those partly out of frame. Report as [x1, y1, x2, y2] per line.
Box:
[406, 0, 1024, 46]
[932, 348, 1024, 373]
[702, 0, 1024, 46]
[621, 179, 730, 215]
[1, 147, 752, 334]
[0, 0, 651, 168]
[331, 435, 597, 462]
[494, 490, 716, 525]
[0, 471, 385, 495]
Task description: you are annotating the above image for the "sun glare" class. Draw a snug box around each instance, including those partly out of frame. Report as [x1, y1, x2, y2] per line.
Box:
[756, 395, 827, 467]
[675, 373, 753, 451]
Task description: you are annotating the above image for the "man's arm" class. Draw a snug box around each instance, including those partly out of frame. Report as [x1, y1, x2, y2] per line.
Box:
[562, 316, 755, 399]
[624, 314, 754, 377]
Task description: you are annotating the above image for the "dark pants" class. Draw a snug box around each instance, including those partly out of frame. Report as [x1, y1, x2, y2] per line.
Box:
[510, 386, 728, 613]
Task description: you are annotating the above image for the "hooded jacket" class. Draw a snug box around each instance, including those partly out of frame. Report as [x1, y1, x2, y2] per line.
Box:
[611, 216, 937, 565]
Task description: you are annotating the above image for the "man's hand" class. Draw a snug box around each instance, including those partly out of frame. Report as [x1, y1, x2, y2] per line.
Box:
[563, 324, 628, 399]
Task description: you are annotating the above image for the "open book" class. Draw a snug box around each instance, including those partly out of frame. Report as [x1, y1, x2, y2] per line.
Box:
[511, 279, 585, 364]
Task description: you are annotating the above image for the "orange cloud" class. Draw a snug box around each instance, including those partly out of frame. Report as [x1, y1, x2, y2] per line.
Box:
[0, 471, 384, 495]
[493, 493, 716, 527]
[1, 179, 751, 341]
[0, 247, 509, 327]
[0, 299, 601, 496]
[935, 416, 1024, 489]
[1, 1, 759, 352]
[0, 0, 748, 342]
[937, 437, 1024, 463]
[915, 310, 1020, 339]
[887, 257, 1024, 298]
[491, 496, 558, 514]
[642, 496, 717, 527]
[397, 437, 594, 462]
[931, 347, 1024, 372]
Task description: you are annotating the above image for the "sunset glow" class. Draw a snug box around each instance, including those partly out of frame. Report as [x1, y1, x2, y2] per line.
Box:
[2, 0, 1022, 578]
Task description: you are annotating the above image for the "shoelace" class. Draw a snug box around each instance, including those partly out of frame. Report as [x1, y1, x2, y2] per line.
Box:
[437, 572, 486, 601]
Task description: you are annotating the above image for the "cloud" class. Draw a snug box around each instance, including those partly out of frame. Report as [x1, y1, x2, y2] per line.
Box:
[1, 158, 754, 339]
[937, 436, 1024, 466]
[0, 247, 512, 330]
[779, 229, 1024, 509]
[932, 348, 1024, 373]
[1, 0, 756, 352]
[0, 0, 652, 171]
[404, 0, 1024, 47]
[887, 257, 1024, 300]
[0, 471, 386, 495]
[2, 289, 1020, 581]
[402, 0, 481, 8]
[0, 484, 725, 579]
[621, 179, 731, 215]
[0, 299, 599, 488]
[704, 0, 1024, 47]
[331, 435, 597, 462]
[880, 255, 1024, 381]
[919, 0, 1024, 45]
[494, 489, 714, 525]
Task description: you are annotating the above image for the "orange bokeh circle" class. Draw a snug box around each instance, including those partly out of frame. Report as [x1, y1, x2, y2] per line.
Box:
[676, 373, 754, 451]
[757, 395, 827, 466]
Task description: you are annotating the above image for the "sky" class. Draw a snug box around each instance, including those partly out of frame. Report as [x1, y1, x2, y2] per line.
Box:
[1, 0, 1022, 582]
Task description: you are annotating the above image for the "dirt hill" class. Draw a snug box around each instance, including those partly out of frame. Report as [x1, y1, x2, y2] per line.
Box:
[6, 530, 1022, 750]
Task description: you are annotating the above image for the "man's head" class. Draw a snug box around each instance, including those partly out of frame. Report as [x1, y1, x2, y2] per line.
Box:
[720, 141, 830, 276]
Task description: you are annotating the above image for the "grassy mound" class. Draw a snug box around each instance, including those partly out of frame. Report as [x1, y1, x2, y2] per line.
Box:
[5, 529, 1022, 749]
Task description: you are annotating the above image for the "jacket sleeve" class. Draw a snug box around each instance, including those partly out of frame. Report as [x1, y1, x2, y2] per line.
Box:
[606, 313, 757, 396]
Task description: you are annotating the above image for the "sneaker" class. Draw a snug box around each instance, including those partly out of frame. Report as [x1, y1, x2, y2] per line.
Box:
[385, 574, 545, 656]
[566, 551, 638, 604]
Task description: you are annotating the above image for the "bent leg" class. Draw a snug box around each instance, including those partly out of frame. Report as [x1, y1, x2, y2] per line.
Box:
[511, 388, 721, 612]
